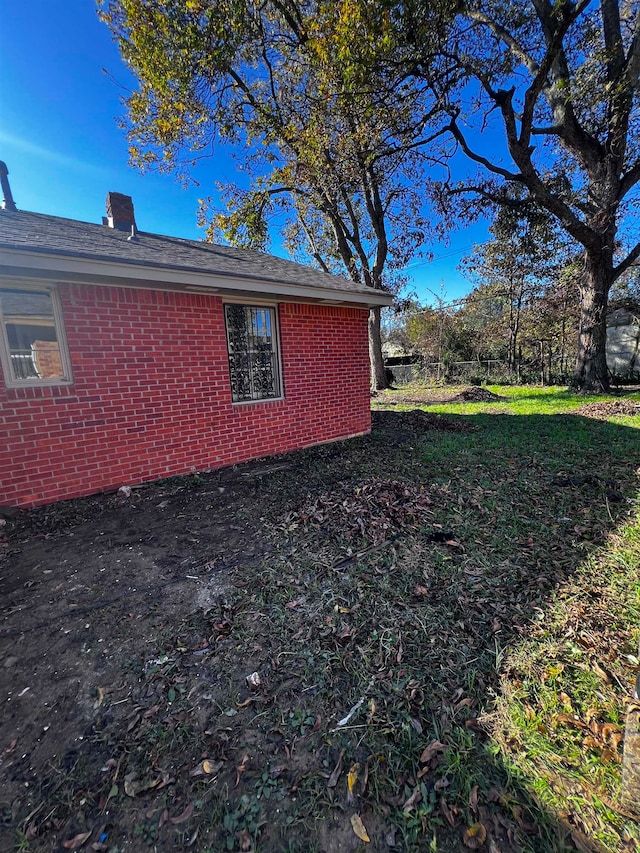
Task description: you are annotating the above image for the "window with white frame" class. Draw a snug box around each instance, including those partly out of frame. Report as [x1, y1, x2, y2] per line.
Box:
[0, 285, 72, 386]
[224, 304, 281, 402]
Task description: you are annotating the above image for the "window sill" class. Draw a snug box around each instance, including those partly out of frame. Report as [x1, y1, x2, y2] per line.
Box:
[4, 379, 74, 390]
[4, 382, 76, 400]
[231, 395, 285, 407]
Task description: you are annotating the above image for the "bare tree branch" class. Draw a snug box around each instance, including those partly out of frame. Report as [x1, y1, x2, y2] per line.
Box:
[614, 240, 640, 279]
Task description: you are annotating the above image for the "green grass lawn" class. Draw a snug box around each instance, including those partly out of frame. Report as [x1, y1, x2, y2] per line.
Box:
[365, 385, 640, 850]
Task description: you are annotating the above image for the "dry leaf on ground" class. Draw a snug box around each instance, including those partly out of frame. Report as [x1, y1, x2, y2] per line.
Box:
[62, 831, 92, 850]
[419, 739, 446, 763]
[170, 802, 194, 824]
[347, 762, 360, 804]
[350, 813, 370, 843]
[463, 822, 487, 848]
[327, 749, 344, 788]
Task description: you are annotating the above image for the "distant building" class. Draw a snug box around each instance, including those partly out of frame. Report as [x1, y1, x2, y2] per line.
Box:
[607, 305, 640, 379]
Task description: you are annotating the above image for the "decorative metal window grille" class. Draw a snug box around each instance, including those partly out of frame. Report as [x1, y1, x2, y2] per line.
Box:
[224, 304, 281, 402]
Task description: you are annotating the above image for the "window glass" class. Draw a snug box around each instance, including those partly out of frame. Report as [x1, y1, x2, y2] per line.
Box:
[0, 287, 68, 383]
[224, 304, 281, 402]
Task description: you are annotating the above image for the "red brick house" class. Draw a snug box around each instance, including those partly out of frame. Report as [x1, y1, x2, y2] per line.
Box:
[0, 190, 392, 507]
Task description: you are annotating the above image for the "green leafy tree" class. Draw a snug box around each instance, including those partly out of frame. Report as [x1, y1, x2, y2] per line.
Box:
[461, 204, 573, 374]
[99, 0, 446, 389]
[392, 0, 640, 391]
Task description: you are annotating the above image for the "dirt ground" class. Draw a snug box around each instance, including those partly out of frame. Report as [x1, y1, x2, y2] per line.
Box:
[0, 451, 298, 848]
[1, 404, 638, 853]
[2, 415, 444, 853]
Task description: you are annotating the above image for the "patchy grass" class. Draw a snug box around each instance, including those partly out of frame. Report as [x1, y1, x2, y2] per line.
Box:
[488, 512, 640, 852]
[1, 386, 640, 852]
[374, 383, 640, 419]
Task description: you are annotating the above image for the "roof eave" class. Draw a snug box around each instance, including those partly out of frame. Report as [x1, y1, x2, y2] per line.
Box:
[0, 246, 394, 308]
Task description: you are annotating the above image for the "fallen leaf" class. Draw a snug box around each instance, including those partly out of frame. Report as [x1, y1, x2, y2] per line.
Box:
[235, 754, 250, 787]
[601, 747, 620, 763]
[609, 732, 623, 751]
[468, 784, 479, 814]
[440, 797, 457, 827]
[347, 763, 360, 804]
[462, 822, 487, 849]
[338, 624, 356, 642]
[143, 704, 160, 719]
[170, 802, 194, 824]
[63, 831, 92, 850]
[126, 713, 142, 733]
[592, 661, 612, 683]
[327, 749, 345, 788]
[419, 739, 446, 764]
[123, 770, 170, 797]
[202, 759, 223, 775]
[555, 713, 588, 731]
[601, 723, 621, 740]
[559, 692, 573, 710]
[124, 773, 160, 797]
[350, 814, 370, 843]
[413, 584, 429, 597]
[361, 759, 370, 796]
[366, 698, 376, 723]
[403, 788, 422, 812]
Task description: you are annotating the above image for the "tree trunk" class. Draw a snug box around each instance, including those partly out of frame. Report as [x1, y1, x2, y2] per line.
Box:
[369, 307, 388, 391]
[573, 254, 611, 392]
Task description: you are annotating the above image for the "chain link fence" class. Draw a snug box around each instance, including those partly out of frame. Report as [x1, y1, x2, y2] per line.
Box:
[385, 358, 579, 386]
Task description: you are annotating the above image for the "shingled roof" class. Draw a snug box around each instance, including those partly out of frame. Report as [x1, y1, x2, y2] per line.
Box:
[0, 208, 392, 307]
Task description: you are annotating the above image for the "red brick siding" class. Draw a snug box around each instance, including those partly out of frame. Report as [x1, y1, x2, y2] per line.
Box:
[32, 340, 63, 378]
[0, 283, 371, 507]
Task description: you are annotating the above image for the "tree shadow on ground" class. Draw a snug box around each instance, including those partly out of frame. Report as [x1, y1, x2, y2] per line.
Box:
[0, 409, 638, 852]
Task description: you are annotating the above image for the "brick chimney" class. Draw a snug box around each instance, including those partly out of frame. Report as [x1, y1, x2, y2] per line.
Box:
[105, 192, 136, 231]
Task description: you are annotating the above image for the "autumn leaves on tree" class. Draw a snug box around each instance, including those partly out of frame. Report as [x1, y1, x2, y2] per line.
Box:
[100, 0, 639, 391]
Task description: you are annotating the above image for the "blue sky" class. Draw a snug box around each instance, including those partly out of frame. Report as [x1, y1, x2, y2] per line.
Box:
[0, 0, 488, 304]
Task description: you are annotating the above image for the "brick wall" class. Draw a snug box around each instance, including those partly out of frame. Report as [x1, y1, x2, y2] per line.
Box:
[32, 340, 63, 379]
[0, 283, 371, 507]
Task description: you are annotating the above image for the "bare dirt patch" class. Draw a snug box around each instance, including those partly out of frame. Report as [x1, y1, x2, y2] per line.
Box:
[373, 386, 506, 407]
[374, 390, 455, 405]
